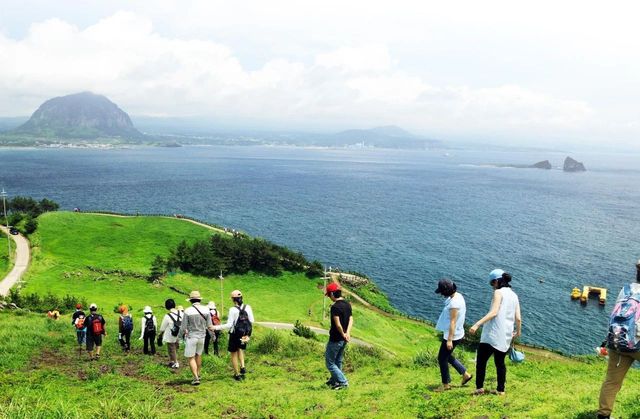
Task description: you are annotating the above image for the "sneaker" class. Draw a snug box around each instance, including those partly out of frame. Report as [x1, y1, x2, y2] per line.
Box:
[240, 367, 246, 375]
[171, 362, 179, 369]
[331, 383, 348, 390]
[233, 374, 242, 381]
[191, 377, 200, 386]
[325, 379, 334, 387]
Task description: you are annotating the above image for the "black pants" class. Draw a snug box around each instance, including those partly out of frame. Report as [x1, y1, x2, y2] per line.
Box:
[120, 331, 131, 351]
[143, 331, 156, 355]
[475, 342, 507, 392]
[204, 331, 220, 355]
[437, 339, 467, 384]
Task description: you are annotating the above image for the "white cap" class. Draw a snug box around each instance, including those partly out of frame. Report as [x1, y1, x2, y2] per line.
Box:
[207, 301, 216, 309]
[89, 303, 98, 310]
[143, 305, 152, 313]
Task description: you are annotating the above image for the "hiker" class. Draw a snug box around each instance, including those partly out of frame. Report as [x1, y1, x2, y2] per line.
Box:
[204, 301, 222, 356]
[324, 282, 352, 390]
[434, 279, 473, 391]
[85, 303, 106, 360]
[139, 306, 157, 355]
[212, 290, 254, 381]
[179, 290, 215, 385]
[118, 305, 134, 352]
[596, 260, 640, 419]
[469, 269, 522, 395]
[158, 298, 181, 369]
[47, 308, 60, 320]
[71, 304, 86, 347]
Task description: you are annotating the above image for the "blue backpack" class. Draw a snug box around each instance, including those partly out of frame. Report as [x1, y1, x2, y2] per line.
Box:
[606, 284, 640, 352]
[121, 315, 134, 333]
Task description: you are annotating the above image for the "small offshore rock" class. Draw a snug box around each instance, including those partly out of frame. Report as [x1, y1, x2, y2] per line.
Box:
[563, 156, 586, 172]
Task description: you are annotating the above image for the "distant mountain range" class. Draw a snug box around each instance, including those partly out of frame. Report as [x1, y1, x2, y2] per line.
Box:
[0, 92, 442, 149]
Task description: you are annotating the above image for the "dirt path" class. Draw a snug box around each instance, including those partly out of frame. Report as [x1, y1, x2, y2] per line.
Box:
[85, 212, 232, 235]
[0, 226, 30, 296]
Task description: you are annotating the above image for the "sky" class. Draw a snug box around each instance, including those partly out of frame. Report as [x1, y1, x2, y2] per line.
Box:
[1, 0, 640, 149]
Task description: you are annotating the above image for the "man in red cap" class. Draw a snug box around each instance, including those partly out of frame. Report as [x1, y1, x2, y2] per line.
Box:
[324, 282, 352, 390]
[71, 303, 86, 348]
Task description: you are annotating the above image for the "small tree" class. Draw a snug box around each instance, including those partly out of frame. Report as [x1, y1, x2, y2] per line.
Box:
[24, 217, 38, 234]
[149, 255, 167, 282]
[306, 260, 324, 278]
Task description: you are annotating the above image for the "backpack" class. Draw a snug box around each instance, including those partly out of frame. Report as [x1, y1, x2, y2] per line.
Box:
[168, 313, 181, 337]
[211, 309, 221, 326]
[144, 316, 156, 334]
[75, 315, 85, 330]
[121, 315, 133, 333]
[91, 315, 104, 335]
[606, 284, 640, 352]
[233, 305, 252, 337]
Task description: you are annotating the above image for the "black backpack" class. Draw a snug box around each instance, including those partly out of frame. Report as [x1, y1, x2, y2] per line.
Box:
[233, 305, 252, 337]
[144, 316, 156, 334]
[168, 312, 181, 337]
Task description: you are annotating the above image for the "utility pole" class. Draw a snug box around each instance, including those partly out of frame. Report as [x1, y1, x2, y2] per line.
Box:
[322, 265, 327, 321]
[1, 189, 10, 263]
[219, 270, 224, 315]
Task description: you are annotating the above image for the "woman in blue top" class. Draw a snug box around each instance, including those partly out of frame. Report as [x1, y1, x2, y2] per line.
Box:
[469, 269, 522, 395]
[434, 279, 473, 391]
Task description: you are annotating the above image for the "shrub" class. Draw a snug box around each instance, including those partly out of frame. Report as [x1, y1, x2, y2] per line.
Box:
[8, 290, 86, 313]
[344, 344, 385, 371]
[23, 216, 38, 235]
[413, 348, 438, 367]
[292, 320, 317, 340]
[254, 330, 282, 354]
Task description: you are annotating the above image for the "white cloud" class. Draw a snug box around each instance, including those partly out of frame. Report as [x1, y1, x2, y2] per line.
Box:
[0, 9, 606, 145]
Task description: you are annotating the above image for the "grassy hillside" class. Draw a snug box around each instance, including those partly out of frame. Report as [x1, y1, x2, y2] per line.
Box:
[2, 212, 640, 418]
[0, 230, 10, 278]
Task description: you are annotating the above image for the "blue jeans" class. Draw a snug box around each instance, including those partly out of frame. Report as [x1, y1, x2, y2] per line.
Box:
[325, 340, 348, 385]
[438, 339, 467, 384]
[76, 330, 86, 345]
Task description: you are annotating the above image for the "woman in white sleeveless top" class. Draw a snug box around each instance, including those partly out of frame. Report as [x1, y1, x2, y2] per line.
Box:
[469, 269, 522, 395]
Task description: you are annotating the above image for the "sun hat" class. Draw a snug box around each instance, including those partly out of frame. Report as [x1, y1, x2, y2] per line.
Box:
[207, 301, 217, 309]
[89, 303, 98, 310]
[488, 269, 505, 281]
[325, 282, 340, 296]
[143, 305, 152, 313]
[230, 290, 242, 298]
[435, 279, 456, 295]
[187, 290, 202, 301]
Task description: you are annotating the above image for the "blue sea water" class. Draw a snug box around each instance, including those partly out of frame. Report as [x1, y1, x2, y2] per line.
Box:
[1, 145, 639, 354]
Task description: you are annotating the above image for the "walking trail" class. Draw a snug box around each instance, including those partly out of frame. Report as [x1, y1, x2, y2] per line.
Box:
[0, 226, 30, 297]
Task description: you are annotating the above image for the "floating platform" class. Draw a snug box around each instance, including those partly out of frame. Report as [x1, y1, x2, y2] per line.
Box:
[578, 286, 607, 305]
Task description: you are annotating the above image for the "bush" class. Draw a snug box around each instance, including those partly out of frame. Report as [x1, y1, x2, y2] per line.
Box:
[292, 320, 317, 340]
[23, 216, 38, 235]
[8, 290, 86, 313]
[344, 344, 385, 370]
[254, 330, 282, 354]
[413, 348, 438, 367]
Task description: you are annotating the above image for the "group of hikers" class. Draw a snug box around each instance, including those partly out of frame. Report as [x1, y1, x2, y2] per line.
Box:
[63, 260, 640, 415]
[70, 289, 253, 385]
[66, 283, 354, 390]
[434, 262, 640, 419]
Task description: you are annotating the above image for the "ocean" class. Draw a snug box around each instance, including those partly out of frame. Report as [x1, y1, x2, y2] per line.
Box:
[1, 145, 639, 354]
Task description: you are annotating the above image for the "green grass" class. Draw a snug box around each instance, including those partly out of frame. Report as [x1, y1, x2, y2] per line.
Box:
[0, 230, 10, 278]
[3, 211, 640, 418]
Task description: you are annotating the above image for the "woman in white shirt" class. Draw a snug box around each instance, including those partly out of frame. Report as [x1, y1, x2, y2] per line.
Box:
[139, 306, 158, 355]
[158, 299, 180, 368]
[434, 279, 473, 391]
[470, 269, 522, 395]
[213, 290, 255, 381]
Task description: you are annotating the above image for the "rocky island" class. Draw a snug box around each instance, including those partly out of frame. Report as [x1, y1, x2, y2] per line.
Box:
[563, 156, 586, 172]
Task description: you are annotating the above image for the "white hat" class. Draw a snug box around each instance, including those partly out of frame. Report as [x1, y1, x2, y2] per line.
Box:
[89, 303, 98, 310]
[207, 301, 216, 309]
[143, 305, 152, 313]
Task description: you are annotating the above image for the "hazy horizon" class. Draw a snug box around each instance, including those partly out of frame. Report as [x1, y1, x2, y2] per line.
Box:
[2, 1, 640, 151]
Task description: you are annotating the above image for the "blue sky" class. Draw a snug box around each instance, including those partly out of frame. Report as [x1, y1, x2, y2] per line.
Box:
[1, 0, 640, 149]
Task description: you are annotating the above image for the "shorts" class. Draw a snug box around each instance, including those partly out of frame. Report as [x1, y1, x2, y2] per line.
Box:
[86, 334, 103, 351]
[184, 337, 205, 358]
[228, 333, 247, 353]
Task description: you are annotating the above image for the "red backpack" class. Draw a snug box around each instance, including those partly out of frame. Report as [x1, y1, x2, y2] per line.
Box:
[75, 315, 85, 330]
[211, 309, 221, 326]
[91, 315, 104, 334]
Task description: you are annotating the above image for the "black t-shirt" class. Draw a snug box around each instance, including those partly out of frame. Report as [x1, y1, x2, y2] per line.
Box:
[85, 313, 105, 336]
[71, 309, 85, 325]
[329, 299, 352, 342]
